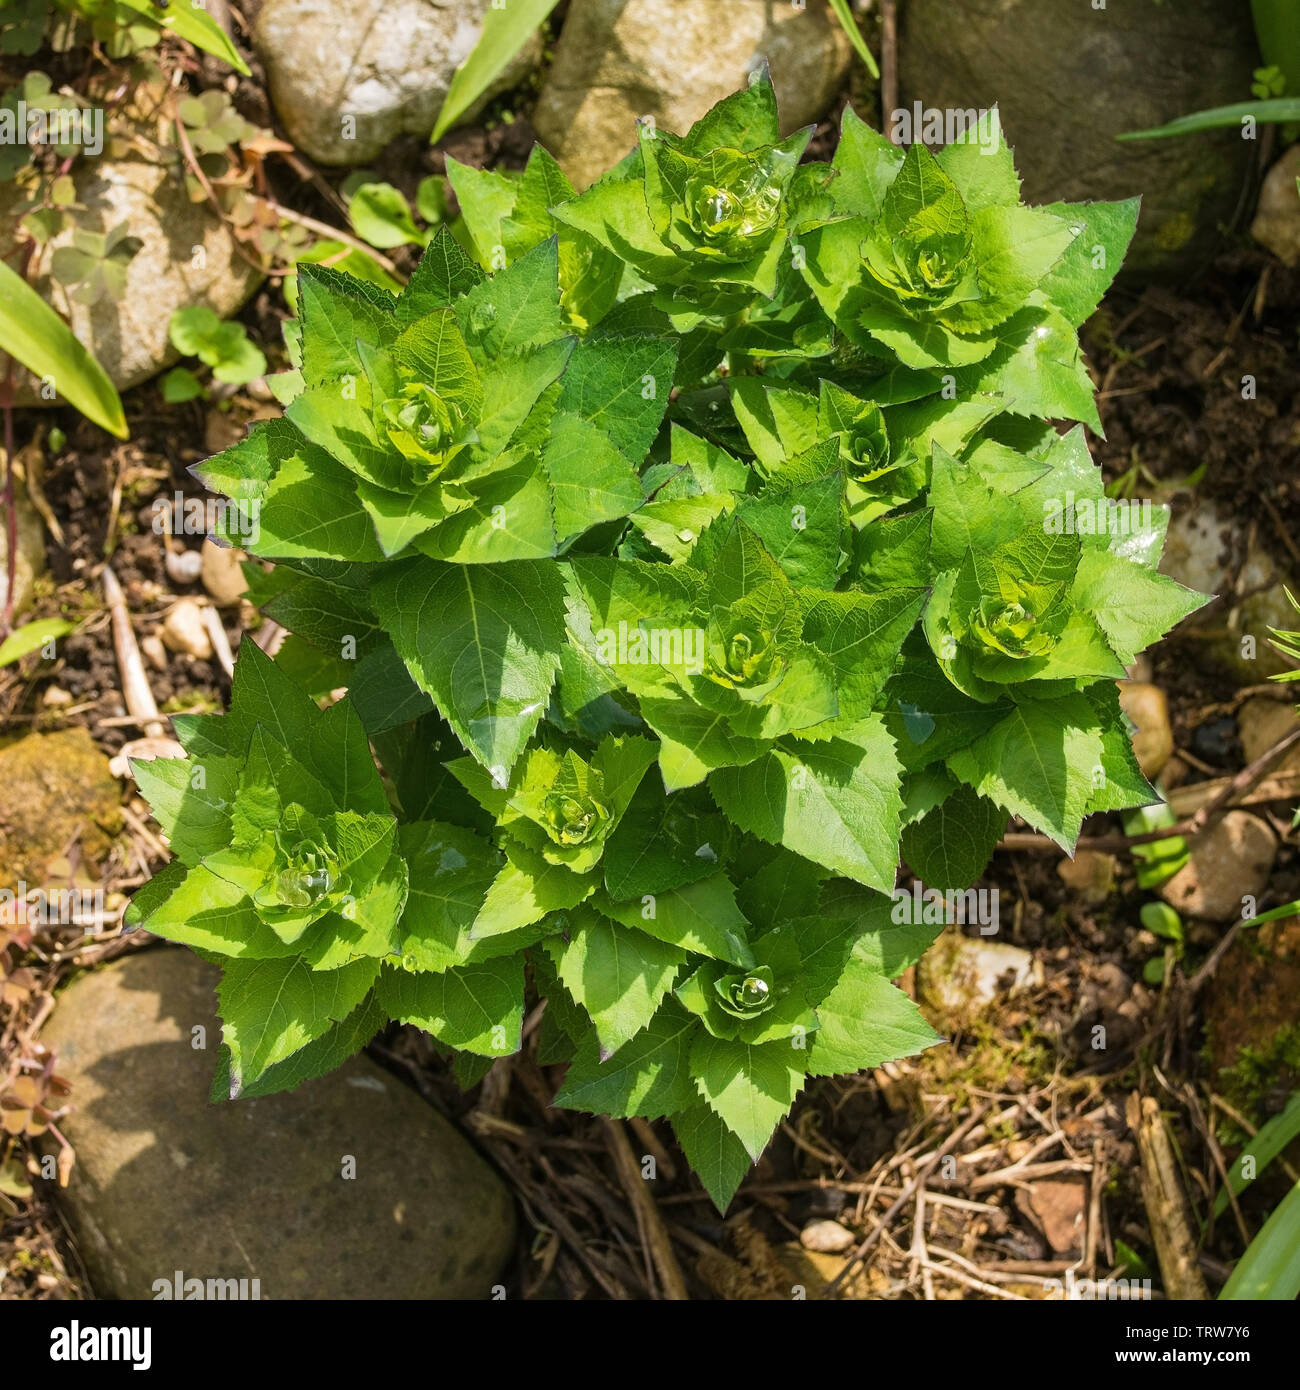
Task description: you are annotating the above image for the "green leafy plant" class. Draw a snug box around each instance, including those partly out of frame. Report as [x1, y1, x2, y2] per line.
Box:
[1138, 900, 1183, 985]
[0, 257, 126, 437]
[165, 306, 267, 393]
[127, 78, 1207, 1210]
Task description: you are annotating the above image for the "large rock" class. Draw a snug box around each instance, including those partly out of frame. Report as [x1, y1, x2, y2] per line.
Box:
[898, 0, 1259, 274]
[41, 949, 515, 1299]
[0, 156, 262, 401]
[533, 0, 854, 190]
[254, 0, 542, 166]
[0, 729, 120, 884]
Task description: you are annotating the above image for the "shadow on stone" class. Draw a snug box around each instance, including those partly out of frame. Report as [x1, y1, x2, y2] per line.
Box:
[40, 948, 515, 1299]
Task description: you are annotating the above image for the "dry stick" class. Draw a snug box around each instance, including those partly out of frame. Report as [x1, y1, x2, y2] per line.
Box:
[1125, 1094, 1210, 1301]
[200, 605, 235, 678]
[629, 1116, 677, 1182]
[821, 1104, 987, 1299]
[102, 566, 164, 738]
[601, 1118, 689, 1300]
[880, 0, 899, 134]
[999, 725, 1300, 854]
[480, 1137, 630, 1300]
[1086, 1138, 1104, 1279]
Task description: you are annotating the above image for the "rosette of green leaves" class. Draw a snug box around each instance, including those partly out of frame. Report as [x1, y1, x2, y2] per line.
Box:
[797, 107, 1140, 433]
[123, 642, 407, 1098]
[847, 424, 1209, 888]
[545, 855, 943, 1209]
[551, 69, 825, 329]
[446, 144, 624, 333]
[728, 374, 1002, 526]
[198, 228, 669, 565]
[571, 477, 925, 808]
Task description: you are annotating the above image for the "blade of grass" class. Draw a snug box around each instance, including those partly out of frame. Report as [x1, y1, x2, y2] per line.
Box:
[829, 0, 880, 80]
[1118, 97, 1300, 140]
[1213, 1091, 1300, 1218]
[1220, 1180, 1300, 1300]
[0, 259, 127, 438]
[432, 0, 560, 143]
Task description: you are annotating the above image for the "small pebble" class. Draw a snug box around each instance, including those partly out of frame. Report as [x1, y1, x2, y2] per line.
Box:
[162, 599, 213, 660]
[201, 539, 247, 607]
[164, 547, 203, 585]
[800, 1219, 855, 1254]
[140, 634, 168, 672]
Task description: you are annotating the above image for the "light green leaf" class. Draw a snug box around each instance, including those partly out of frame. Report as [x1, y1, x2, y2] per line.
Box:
[900, 785, 1007, 890]
[709, 719, 902, 891]
[946, 693, 1105, 850]
[218, 956, 380, 1093]
[690, 1031, 805, 1160]
[597, 873, 754, 966]
[671, 1103, 754, 1212]
[377, 957, 524, 1057]
[432, 0, 561, 141]
[554, 1001, 698, 1118]
[548, 909, 687, 1057]
[371, 557, 567, 776]
[0, 257, 125, 436]
[0, 618, 73, 666]
[806, 957, 942, 1077]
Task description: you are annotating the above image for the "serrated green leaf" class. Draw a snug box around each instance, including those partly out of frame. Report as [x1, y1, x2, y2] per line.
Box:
[218, 955, 380, 1093]
[690, 1031, 805, 1160]
[555, 1000, 699, 1118]
[548, 909, 687, 1056]
[372, 557, 567, 776]
[377, 957, 524, 1057]
[710, 720, 902, 891]
[671, 1103, 754, 1212]
[900, 784, 1007, 890]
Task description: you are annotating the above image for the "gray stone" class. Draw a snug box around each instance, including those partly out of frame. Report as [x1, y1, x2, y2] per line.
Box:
[1160, 811, 1277, 923]
[799, 1219, 855, 1253]
[200, 539, 248, 608]
[898, 0, 1259, 274]
[1237, 696, 1300, 774]
[533, 0, 853, 191]
[254, 0, 542, 167]
[41, 949, 515, 1299]
[0, 151, 262, 401]
[0, 491, 46, 618]
[1159, 503, 1297, 678]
